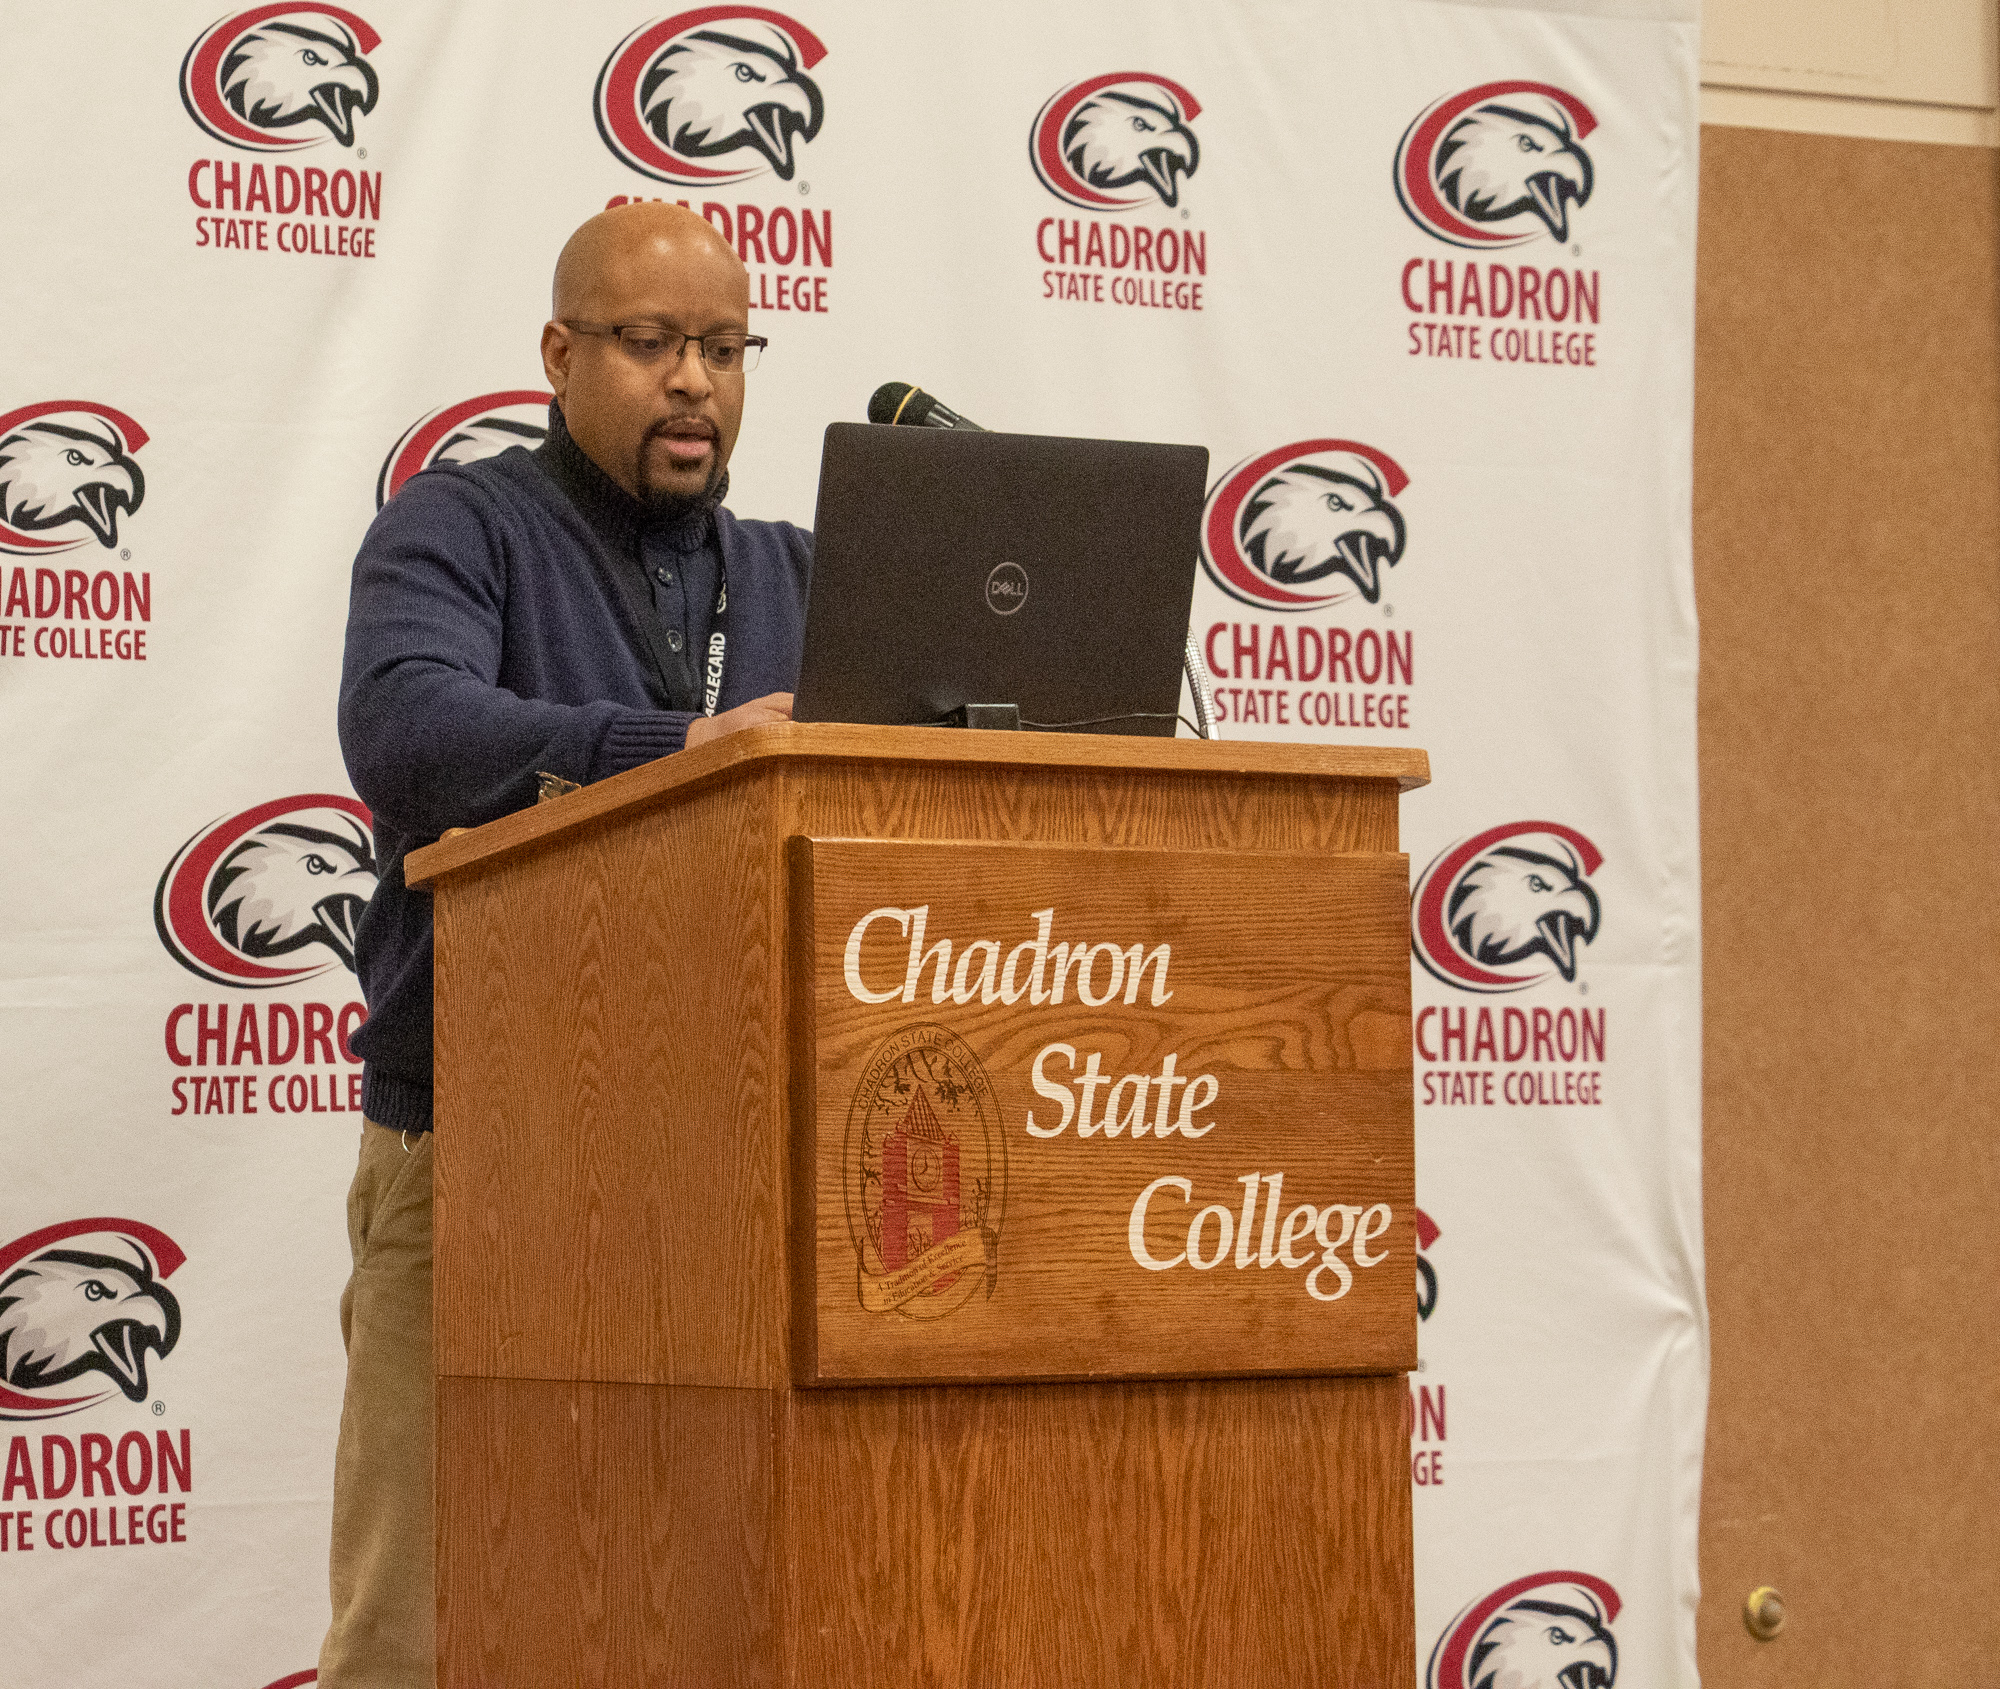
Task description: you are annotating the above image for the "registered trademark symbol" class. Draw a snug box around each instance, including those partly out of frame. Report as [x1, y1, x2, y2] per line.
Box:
[799, 180, 810, 195]
[1382, 603, 1395, 618]
[120, 548, 131, 562]
[1571, 243, 1580, 256]
[1180, 209, 1190, 221]
[358, 148, 368, 160]
[151, 1401, 165, 1416]
[1578, 981, 1589, 995]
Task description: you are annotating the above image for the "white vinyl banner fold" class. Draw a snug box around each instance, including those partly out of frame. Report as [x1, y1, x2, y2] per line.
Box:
[0, 3, 1701, 1684]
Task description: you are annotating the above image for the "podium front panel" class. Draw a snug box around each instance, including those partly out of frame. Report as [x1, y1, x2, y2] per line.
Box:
[791, 837, 1414, 1385]
[425, 729, 1426, 1689]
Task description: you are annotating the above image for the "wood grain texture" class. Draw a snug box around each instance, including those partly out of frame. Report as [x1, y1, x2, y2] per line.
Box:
[793, 839, 1414, 1384]
[438, 1375, 774, 1688]
[789, 755, 1410, 857]
[431, 736, 1420, 1685]
[434, 738, 1416, 1388]
[779, 1374, 1413, 1688]
[437, 1372, 1410, 1689]
[434, 776, 791, 1388]
[1696, 127, 2000, 1688]
[407, 723, 1429, 890]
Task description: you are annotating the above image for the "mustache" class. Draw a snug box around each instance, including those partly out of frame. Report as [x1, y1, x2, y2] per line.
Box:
[643, 415, 717, 443]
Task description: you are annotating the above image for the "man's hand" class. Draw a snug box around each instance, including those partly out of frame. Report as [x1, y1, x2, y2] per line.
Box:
[684, 691, 794, 749]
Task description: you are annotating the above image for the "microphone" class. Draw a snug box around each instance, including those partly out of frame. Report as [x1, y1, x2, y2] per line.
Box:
[868, 382, 985, 431]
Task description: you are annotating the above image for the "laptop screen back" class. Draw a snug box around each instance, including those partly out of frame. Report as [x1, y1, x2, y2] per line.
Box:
[793, 423, 1207, 736]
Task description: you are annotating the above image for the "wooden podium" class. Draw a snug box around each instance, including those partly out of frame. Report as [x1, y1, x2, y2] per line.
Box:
[407, 723, 1428, 1688]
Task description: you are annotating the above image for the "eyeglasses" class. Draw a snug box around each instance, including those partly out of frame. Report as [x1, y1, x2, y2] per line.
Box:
[560, 320, 767, 374]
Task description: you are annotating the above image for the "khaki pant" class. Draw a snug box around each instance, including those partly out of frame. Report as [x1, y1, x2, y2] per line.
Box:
[319, 1121, 434, 1689]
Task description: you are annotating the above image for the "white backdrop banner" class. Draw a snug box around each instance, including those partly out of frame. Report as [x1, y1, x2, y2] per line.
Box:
[0, 2, 1702, 1684]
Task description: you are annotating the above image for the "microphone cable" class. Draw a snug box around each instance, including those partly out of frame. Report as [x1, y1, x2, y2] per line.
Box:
[924, 708, 1206, 737]
[1023, 711, 1208, 737]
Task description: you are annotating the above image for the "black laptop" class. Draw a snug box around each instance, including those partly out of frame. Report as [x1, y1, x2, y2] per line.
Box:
[793, 423, 1207, 736]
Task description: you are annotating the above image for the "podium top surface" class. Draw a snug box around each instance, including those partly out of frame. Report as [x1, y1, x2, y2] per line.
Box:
[405, 722, 1428, 890]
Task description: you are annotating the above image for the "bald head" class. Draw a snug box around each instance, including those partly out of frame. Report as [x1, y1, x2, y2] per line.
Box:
[541, 202, 753, 506]
[552, 201, 744, 319]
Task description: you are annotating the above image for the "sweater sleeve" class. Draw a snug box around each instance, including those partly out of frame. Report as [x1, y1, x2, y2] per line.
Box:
[338, 469, 689, 837]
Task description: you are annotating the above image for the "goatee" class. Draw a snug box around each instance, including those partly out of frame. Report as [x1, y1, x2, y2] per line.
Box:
[637, 421, 725, 517]
[638, 485, 713, 524]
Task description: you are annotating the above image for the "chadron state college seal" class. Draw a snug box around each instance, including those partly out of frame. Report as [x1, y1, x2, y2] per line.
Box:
[844, 1024, 1005, 1320]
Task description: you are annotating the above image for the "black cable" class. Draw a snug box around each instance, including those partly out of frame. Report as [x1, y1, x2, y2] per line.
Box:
[1020, 711, 1205, 736]
[922, 708, 1207, 736]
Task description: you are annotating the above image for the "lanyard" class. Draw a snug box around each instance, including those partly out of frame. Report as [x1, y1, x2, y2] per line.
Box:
[665, 566, 729, 716]
[594, 544, 728, 717]
[701, 574, 728, 717]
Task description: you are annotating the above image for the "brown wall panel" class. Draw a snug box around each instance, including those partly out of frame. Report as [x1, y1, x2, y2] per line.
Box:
[1696, 125, 2000, 1686]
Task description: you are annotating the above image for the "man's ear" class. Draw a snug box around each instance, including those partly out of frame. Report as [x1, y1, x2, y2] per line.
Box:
[540, 321, 571, 401]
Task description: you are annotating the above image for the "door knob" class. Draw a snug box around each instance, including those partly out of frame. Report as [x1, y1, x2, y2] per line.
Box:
[1744, 1586, 1786, 1641]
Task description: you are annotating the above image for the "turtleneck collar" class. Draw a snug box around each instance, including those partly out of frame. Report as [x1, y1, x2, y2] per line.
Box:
[536, 400, 725, 558]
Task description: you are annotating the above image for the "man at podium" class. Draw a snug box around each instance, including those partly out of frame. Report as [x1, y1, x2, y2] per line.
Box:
[321, 202, 806, 1689]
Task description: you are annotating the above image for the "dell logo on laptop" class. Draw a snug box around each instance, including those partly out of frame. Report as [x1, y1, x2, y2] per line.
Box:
[985, 561, 1029, 615]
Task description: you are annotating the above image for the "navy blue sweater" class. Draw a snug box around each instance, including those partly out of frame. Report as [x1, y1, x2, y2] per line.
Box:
[338, 416, 811, 1132]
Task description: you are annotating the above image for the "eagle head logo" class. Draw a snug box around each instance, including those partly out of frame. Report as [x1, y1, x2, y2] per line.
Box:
[156, 795, 377, 988]
[1437, 100, 1593, 243]
[1428, 1573, 1621, 1689]
[1396, 81, 1598, 249]
[1241, 455, 1406, 604]
[1060, 87, 1198, 208]
[596, 10, 829, 187]
[376, 390, 552, 508]
[182, 7, 383, 152]
[0, 405, 148, 554]
[1200, 439, 1410, 612]
[1032, 73, 1202, 211]
[1449, 843, 1600, 980]
[221, 13, 379, 147]
[1413, 822, 1605, 993]
[209, 812, 378, 971]
[641, 23, 824, 180]
[0, 1221, 187, 1420]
